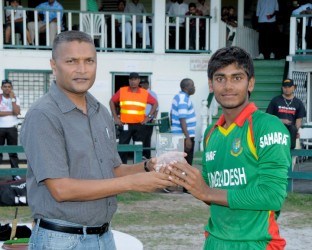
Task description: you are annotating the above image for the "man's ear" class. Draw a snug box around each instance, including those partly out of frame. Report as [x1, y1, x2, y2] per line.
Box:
[208, 79, 213, 93]
[50, 59, 56, 75]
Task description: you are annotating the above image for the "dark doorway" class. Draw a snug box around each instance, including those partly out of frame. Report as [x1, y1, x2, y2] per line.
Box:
[112, 73, 150, 94]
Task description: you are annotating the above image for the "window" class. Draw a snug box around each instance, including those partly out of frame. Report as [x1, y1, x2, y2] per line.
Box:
[5, 70, 54, 113]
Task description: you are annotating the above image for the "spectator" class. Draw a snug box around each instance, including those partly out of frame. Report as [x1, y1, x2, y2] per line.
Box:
[292, 0, 312, 49]
[124, 0, 151, 48]
[168, 0, 188, 49]
[170, 78, 196, 193]
[166, 0, 177, 14]
[87, 0, 100, 12]
[256, 0, 279, 59]
[109, 72, 158, 164]
[267, 78, 306, 149]
[0, 79, 21, 181]
[27, 0, 64, 46]
[196, 0, 210, 16]
[227, 6, 238, 27]
[185, 3, 203, 50]
[168, 0, 188, 24]
[221, 6, 229, 23]
[20, 30, 173, 249]
[5, 0, 32, 45]
[168, 46, 290, 249]
[115, 0, 133, 48]
[140, 79, 158, 160]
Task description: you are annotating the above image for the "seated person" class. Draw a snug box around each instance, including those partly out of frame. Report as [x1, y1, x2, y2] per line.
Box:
[185, 3, 204, 50]
[5, 0, 32, 45]
[27, 0, 63, 46]
[292, 1, 312, 49]
[115, 0, 132, 48]
[124, 0, 151, 48]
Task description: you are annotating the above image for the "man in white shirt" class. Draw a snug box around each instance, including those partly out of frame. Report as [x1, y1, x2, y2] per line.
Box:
[292, 0, 312, 49]
[168, 0, 188, 24]
[256, 0, 279, 59]
[124, 0, 151, 47]
[0, 79, 21, 180]
[168, 0, 188, 49]
[5, 0, 32, 45]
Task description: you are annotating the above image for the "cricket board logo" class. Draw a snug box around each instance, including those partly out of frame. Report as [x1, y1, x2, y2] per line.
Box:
[231, 138, 243, 156]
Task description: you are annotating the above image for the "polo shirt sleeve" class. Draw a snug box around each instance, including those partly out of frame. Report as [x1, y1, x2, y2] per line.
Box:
[21, 109, 69, 183]
[147, 92, 157, 105]
[111, 90, 121, 103]
[227, 114, 290, 211]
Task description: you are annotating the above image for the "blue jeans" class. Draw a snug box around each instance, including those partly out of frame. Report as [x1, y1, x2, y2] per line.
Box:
[29, 219, 116, 250]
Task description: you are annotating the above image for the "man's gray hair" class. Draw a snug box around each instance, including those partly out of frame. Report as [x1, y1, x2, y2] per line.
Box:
[52, 30, 95, 59]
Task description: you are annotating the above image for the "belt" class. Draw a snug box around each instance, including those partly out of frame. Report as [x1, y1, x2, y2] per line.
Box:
[36, 219, 109, 236]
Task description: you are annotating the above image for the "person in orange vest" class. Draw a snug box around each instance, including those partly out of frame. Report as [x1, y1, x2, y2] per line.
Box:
[109, 72, 158, 163]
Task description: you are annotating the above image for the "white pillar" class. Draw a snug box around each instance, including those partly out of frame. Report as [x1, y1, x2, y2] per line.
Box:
[152, 0, 166, 54]
[237, 0, 244, 27]
[81, 0, 87, 11]
[210, 0, 222, 53]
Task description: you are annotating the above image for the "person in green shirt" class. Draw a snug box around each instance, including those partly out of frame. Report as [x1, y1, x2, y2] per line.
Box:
[168, 46, 290, 249]
[87, 0, 99, 12]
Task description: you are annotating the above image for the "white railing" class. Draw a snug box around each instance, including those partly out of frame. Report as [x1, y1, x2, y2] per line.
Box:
[220, 21, 259, 58]
[165, 14, 211, 52]
[233, 26, 259, 59]
[3, 7, 211, 53]
[289, 14, 312, 55]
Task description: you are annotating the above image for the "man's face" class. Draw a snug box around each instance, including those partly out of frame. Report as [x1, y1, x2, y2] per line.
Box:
[186, 81, 195, 95]
[50, 41, 97, 96]
[48, 0, 55, 5]
[10, 1, 18, 7]
[282, 85, 295, 97]
[209, 63, 254, 110]
[129, 77, 140, 89]
[189, 7, 196, 15]
[1, 83, 13, 96]
[118, 2, 125, 12]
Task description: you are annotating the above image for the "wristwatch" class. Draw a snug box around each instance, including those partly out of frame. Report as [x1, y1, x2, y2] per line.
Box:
[11, 98, 16, 103]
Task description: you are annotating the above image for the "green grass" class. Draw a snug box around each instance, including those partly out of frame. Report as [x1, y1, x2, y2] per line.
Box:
[283, 193, 312, 212]
[0, 192, 311, 226]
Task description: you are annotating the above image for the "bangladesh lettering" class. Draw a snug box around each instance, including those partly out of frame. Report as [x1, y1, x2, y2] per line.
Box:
[259, 132, 288, 148]
[207, 167, 246, 188]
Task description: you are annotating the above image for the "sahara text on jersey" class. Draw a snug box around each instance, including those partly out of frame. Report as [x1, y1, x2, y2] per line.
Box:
[259, 132, 289, 148]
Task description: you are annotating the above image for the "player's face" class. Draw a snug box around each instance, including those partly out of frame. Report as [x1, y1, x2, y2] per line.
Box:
[209, 63, 254, 111]
[50, 41, 97, 96]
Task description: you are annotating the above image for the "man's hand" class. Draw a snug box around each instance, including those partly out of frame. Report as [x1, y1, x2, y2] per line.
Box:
[114, 116, 123, 126]
[280, 118, 292, 125]
[167, 161, 211, 203]
[9, 91, 15, 99]
[127, 171, 176, 192]
[185, 137, 193, 150]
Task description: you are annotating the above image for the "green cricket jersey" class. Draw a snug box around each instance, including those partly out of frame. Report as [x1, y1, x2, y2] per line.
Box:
[202, 103, 290, 250]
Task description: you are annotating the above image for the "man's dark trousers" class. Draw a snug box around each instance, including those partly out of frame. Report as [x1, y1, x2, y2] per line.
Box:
[0, 127, 19, 169]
